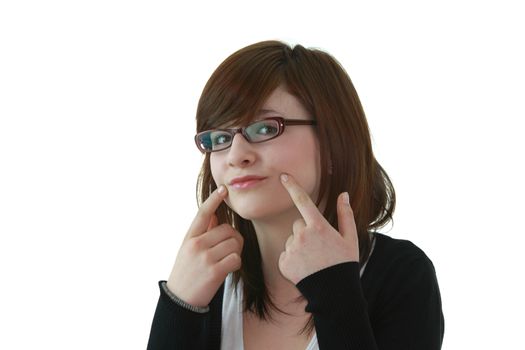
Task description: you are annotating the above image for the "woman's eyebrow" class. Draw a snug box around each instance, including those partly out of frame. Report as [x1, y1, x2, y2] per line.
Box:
[257, 109, 283, 116]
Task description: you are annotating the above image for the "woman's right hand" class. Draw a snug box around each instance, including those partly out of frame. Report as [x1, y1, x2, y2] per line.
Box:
[166, 185, 243, 308]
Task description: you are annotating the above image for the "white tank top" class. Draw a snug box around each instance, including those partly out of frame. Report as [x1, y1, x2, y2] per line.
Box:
[221, 273, 319, 350]
[221, 237, 375, 350]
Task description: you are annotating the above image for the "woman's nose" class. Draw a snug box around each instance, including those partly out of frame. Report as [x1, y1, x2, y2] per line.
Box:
[227, 133, 256, 167]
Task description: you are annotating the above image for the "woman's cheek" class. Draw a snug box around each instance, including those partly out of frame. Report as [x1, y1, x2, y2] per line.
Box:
[209, 156, 223, 186]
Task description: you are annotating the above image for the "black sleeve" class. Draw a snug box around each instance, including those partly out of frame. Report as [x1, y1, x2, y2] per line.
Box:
[296, 259, 444, 350]
[373, 257, 444, 350]
[146, 281, 223, 350]
[297, 262, 378, 350]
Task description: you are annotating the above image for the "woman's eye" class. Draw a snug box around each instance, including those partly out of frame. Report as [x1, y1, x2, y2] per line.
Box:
[213, 133, 231, 145]
[257, 124, 278, 135]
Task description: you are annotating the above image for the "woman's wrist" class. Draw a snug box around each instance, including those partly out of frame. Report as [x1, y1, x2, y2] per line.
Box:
[160, 281, 210, 314]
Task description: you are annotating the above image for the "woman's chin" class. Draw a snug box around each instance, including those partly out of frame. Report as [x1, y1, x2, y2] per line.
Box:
[225, 198, 284, 221]
[228, 205, 271, 221]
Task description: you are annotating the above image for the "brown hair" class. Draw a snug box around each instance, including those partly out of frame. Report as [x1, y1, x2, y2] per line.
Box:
[195, 40, 395, 325]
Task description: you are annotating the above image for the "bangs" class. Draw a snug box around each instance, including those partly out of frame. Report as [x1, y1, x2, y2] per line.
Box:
[196, 41, 289, 131]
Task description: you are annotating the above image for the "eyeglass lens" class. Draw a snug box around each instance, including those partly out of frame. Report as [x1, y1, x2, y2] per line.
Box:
[197, 119, 281, 152]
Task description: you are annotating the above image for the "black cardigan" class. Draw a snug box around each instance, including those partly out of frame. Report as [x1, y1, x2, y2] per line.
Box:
[147, 233, 444, 349]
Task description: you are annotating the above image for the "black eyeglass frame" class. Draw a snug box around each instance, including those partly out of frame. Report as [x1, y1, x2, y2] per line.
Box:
[194, 117, 317, 153]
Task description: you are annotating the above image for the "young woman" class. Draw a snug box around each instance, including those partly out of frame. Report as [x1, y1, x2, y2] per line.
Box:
[147, 41, 444, 350]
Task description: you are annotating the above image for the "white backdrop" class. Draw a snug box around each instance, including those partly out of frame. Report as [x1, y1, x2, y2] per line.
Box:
[1, 1, 524, 349]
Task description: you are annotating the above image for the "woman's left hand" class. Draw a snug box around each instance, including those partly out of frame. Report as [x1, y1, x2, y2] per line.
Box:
[278, 173, 360, 284]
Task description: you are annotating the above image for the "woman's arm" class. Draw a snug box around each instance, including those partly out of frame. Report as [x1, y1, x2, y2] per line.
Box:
[372, 256, 444, 349]
[297, 262, 378, 349]
[147, 185, 240, 349]
[146, 282, 223, 350]
[296, 259, 444, 350]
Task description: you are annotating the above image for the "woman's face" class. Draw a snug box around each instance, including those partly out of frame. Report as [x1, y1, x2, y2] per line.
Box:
[210, 85, 321, 221]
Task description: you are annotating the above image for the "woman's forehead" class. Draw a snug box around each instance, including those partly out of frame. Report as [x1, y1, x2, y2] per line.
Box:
[260, 86, 311, 118]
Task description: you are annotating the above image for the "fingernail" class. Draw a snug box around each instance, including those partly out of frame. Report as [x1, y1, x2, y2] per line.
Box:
[343, 192, 350, 205]
[218, 185, 226, 194]
[280, 173, 289, 182]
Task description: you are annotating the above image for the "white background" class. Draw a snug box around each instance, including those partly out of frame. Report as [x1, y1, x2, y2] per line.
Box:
[1, 1, 524, 349]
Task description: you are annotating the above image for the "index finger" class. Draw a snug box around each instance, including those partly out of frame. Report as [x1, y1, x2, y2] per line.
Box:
[187, 185, 228, 238]
[280, 173, 324, 226]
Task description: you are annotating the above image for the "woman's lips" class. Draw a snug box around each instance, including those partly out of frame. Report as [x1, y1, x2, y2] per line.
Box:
[229, 177, 267, 190]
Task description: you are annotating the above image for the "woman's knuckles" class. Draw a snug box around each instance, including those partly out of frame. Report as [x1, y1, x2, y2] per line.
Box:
[209, 259, 234, 280]
[235, 232, 244, 246]
[223, 253, 242, 272]
[189, 237, 206, 253]
[311, 221, 326, 233]
[172, 225, 245, 306]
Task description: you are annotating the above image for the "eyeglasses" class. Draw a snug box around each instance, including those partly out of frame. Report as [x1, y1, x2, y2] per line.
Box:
[194, 117, 317, 153]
